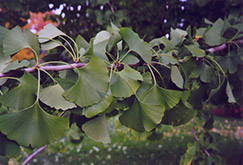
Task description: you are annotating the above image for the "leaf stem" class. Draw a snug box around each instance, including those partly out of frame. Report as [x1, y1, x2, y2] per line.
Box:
[59, 36, 77, 60]
[150, 64, 166, 88]
[147, 65, 157, 85]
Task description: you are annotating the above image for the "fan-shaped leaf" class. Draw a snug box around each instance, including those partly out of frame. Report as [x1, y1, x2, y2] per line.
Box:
[0, 103, 68, 148]
[63, 55, 109, 107]
[93, 31, 111, 61]
[162, 104, 196, 126]
[204, 18, 225, 46]
[39, 84, 77, 110]
[120, 28, 152, 64]
[82, 115, 111, 144]
[110, 65, 143, 98]
[138, 85, 183, 110]
[38, 24, 66, 43]
[2, 60, 30, 73]
[0, 132, 20, 158]
[171, 66, 184, 89]
[84, 92, 113, 118]
[185, 45, 205, 57]
[119, 98, 165, 132]
[3, 26, 39, 57]
[0, 72, 37, 110]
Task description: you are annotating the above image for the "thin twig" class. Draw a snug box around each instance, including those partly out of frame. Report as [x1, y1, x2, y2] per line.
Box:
[22, 145, 48, 165]
[108, 1, 115, 13]
[191, 120, 211, 157]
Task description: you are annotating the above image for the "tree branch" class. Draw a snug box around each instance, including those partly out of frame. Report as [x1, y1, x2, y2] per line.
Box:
[0, 39, 242, 79]
[207, 39, 243, 53]
[22, 145, 48, 165]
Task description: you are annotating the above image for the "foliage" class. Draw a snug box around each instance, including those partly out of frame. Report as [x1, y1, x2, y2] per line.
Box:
[0, 0, 242, 164]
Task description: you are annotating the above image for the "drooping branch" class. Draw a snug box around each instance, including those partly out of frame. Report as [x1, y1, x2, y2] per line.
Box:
[22, 145, 48, 165]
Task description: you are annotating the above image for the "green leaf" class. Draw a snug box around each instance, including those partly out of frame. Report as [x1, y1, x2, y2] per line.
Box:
[0, 132, 20, 158]
[0, 72, 37, 110]
[76, 35, 89, 50]
[38, 24, 66, 43]
[93, 30, 111, 61]
[0, 56, 11, 73]
[84, 92, 113, 118]
[39, 84, 77, 110]
[0, 26, 8, 47]
[180, 143, 195, 165]
[191, 62, 214, 83]
[162, 105, 196, 126]
[138, 85, 183, 110]
[149, 36, 172, 52]
[2, 60, 30, 73]
[226, 81, 236, 103]
[120, 53, 139, 65]
[120, 28, 152, 64]
[107, 22, 122, 51]
[216, 56, 238, 74]
[204, 18, 225, 46]
[40, 41, 61, 50]
[185, 45, 205, 57]
[171, 66, 184, 89]
[170, 28, 187, 47]
[160, 51, 178, 65]
[110, 65, 143, 98]
[119, 98, 165, 132]
[3, 26, 39, 57]
[63, 55, 109, 107]
[0, 103, 68, 147]
[82, 115, 111, 144]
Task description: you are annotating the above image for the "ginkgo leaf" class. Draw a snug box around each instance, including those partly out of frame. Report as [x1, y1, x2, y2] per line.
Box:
[63, 55, 109, 107]
[40, 41, 61, 50]
[110, 65, 143, 98]
[0, 26, 8, 47]
[162, 104, 196, 126]
[38, 24, 66, 43]
[3, 26, 39, 57]
[138, 85, 183, 110]
[2, 60, 30, 73]
[204, 18, 225, 46]
[185, 45, 205, 58]
[82, 115, 111, 144]
[171, 66, 184, 89]
[119, 98, 165, 132]
[84, 92, 113, 118]
[0, 72, 37, 110]
[0, 132, 20, 158]
[120, 28, 152, 64]
[39, 84, 77, 110]
[0, 103, 68, 148]
[93, 31, 111, 62]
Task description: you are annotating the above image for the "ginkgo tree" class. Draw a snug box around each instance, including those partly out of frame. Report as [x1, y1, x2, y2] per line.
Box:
[0, 12, 242, 164]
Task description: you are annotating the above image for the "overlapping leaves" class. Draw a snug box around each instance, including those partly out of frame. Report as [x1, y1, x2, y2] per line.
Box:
[0, 72, 37, 110]
[63, 55, 109, 107]
[3, 26, 39, 58]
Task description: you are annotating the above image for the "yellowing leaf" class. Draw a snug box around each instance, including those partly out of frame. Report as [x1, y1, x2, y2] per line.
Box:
[11, 48, 34, 62]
